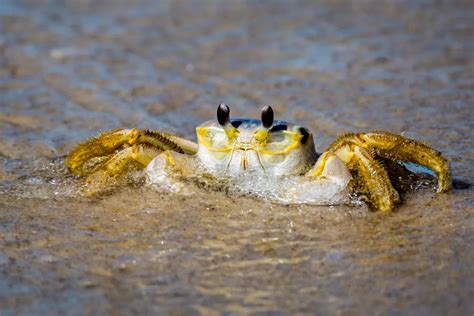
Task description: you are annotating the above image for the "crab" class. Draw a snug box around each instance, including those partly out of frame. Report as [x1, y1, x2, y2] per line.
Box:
[66, 104, 451, 212]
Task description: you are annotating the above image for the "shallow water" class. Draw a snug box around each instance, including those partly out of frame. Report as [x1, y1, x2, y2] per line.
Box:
[1, 0, 473, 315]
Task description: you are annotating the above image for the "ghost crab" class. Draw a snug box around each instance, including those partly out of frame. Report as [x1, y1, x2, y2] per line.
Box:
[66, 104, 451, 212]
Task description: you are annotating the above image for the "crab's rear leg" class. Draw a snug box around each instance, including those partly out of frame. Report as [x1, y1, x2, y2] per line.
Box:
[81, 144, 164, 195]
[66, 128, 198, 176]
[323, 131, 451, 212]
[66, 129, 135, 176]
[312, 147, 400, 212]
[354, 131, 451, 192]
[66, 128, 198, 194]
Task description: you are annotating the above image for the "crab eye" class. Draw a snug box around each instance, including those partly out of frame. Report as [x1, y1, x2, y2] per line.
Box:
[261, 105, 274, 128]
[298, 127, 310, 144]
[217, 103, 230, 126]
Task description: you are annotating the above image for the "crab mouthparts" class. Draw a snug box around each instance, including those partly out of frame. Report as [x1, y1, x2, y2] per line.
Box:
[241, 155, 249, 170]
[230, 145, 265, 172]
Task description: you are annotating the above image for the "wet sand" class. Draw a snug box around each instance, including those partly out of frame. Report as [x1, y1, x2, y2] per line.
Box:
[1, 0, 473, 315]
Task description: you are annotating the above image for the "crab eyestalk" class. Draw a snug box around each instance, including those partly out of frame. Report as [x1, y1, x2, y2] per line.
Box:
[217, 103, 230, 126]
[261, 105, 274, 128]
[254, 105, 274, 143]
[216, 103, 239, 141]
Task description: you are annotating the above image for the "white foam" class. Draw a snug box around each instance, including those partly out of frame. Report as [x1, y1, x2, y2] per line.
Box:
[225, 171, 351, 205]
[146, 153, 352, 205]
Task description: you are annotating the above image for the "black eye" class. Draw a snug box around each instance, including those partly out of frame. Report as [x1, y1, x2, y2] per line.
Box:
[217, 103, 230, 126]
[298, 127, 310, 144]
[261, 105, 274, 128]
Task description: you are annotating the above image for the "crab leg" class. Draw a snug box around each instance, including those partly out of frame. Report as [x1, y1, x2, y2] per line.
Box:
[328, 131, 452, 193]
[362, 131, 451, 192]
[66, 128, 198, 176]
[320, 130, 452, 211]
[133, 130, 198, 156]
[81, 144, 167, 195]
[314, 145, 400, 212]
[66, 129, 134, 176]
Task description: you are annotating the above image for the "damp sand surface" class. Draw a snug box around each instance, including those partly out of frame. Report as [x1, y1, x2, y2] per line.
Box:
[0, 1, 473, 315]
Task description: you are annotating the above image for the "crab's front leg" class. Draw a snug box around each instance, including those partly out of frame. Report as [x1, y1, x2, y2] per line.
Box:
[308, 149, 400, 212]
[329, 131, 452, 193]
[317, 131, 452, 212]
[66, 128, 198, 194]
[79, 143, 162, 194]
[361, 131, 451, 192]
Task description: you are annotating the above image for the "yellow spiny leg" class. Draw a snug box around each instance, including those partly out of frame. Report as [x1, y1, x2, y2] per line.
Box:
[133, 130, 198, 156]
[82, 144, 163, 195]
[309, 152, 331, 178]
[360, 131, 451, 192]
[308, 151, 351, 180]
[66, 128, 198, 177]
[328, 131, 452, 193]
[332, 144, 400, 212]
[66, 128, 198, 195]
[66, 129, 137, 176]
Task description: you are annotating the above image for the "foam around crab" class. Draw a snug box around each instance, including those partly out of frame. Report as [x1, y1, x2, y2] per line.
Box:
[66, 104, 451, 212]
